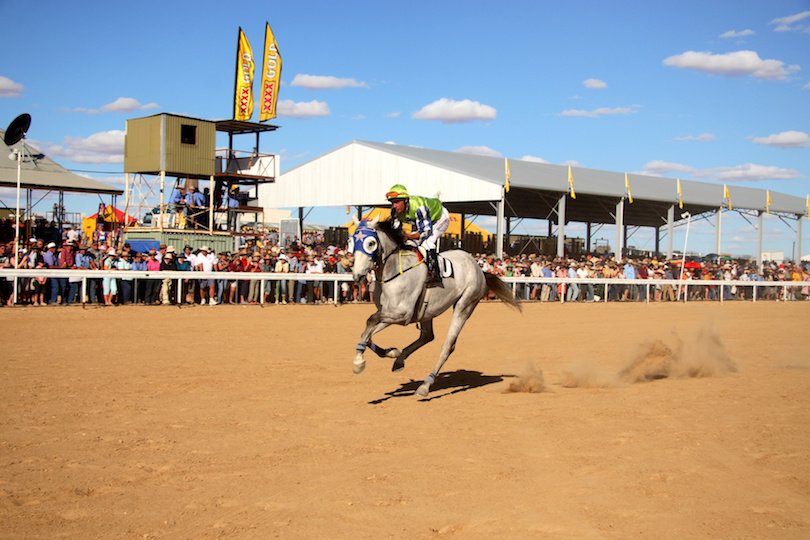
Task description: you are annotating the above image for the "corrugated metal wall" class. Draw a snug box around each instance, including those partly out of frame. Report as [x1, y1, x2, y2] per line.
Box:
[124, 114, 215, 177]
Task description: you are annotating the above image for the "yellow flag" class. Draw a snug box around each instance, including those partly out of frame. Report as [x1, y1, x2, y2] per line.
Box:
[625, 172, 633, 204]
[723, 184, 732, 210]
[766, 190, 772, 213]
[259, 22, 282, 122]
[234, 27, 255, 121]
[504, 158, 511, 193]
[568, 165, 576, 199]
[677, 178, 683, 209]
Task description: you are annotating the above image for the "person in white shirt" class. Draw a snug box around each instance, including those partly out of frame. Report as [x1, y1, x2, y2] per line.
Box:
[195, 246, 216, 304]
[305, 254, 325, 303]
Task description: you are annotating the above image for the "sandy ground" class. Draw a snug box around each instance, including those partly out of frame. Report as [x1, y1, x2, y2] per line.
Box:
[1, 300, 809, 539]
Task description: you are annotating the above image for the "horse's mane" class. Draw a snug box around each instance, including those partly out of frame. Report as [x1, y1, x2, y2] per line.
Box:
[374, 219, 407, 247]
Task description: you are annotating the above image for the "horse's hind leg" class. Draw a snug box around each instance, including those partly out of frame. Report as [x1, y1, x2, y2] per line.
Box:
[392, 319, 434, 372]
[415, 301, 478, 397]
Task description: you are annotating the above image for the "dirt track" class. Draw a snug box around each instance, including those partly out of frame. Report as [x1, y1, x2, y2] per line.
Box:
[1, 301, 809, 539]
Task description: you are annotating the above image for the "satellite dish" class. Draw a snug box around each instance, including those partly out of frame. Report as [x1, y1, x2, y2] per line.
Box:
[3, 113, 32, 146]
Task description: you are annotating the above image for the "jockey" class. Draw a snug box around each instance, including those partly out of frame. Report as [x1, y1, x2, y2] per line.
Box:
[386, 183, 450, 285]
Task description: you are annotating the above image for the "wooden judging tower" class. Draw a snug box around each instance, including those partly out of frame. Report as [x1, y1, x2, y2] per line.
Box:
[122, 113, 279, 251]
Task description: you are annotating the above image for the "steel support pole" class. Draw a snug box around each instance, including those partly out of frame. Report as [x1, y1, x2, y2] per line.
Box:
[666, 205, 674, 260]
[557, 194, 566, 258]
[496, 193, 505, 258]
[795, 217, 803, 263]
[716, 208, 722, 261]
[615, 199, 624, 257]
[757, 211, 764, 270]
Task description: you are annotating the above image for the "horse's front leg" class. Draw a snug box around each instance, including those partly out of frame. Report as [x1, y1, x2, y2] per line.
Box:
[354, 311, 390, 374]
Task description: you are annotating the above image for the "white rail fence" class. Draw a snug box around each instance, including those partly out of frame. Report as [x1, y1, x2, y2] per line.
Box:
[0, 269, 807, 305]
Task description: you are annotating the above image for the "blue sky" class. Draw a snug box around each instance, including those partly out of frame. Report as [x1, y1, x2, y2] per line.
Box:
[1, 0, 809, 257]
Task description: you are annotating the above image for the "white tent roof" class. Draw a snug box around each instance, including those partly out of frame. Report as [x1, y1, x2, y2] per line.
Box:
[258, 140, 807, 226]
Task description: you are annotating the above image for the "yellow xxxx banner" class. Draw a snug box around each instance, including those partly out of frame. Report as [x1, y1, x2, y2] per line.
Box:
[233, 27, 255, 121]
[259, 22, 282, 121]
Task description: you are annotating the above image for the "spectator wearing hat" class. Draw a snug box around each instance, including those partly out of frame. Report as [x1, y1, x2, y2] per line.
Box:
[195, 246, 216, 305]
[131, 252, 147, 303]
[144, 250, 161, 305]
[160, 251, 177, 304]
[101, 249, 119, 306]
[40, 242, 59, 304]
[214, 252, 230, 304]
[322, 255, 338, 303]
[74, 245, 94, 303]
[273, 253, 290, 304]
[227, 252, 244, 304]
[260, 254, 273, 301]
[175, 253, 192, 304]
[246, 253, 263, 304]
[116, 251, 134, 304]
[169, 185, 186, 229]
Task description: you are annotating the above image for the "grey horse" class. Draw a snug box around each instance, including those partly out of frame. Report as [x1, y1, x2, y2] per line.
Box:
[349, 217, 521, 398]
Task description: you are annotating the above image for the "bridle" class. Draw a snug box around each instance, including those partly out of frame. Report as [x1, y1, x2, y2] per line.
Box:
[348, 222, 424, 283]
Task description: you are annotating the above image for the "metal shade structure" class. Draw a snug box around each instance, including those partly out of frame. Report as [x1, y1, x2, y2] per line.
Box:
[261, 140, 807, 262]
[0, 129, 123, 195]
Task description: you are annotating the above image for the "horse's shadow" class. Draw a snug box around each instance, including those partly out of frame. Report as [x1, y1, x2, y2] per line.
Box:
[368, 369, 515, 404]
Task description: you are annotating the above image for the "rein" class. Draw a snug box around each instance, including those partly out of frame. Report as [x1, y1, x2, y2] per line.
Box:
[380, 247, 425, 284]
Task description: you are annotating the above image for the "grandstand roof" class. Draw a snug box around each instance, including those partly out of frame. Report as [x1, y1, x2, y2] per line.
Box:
[261, 140, 806, 228]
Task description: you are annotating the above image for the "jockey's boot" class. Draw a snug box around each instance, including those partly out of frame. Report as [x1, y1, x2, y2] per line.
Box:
[426, 249, 443, 286]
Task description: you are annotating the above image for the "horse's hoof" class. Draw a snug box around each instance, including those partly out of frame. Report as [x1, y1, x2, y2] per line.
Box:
[385, 348, 401, 359]
[353, 358, 366, 374]
[391, 358, 405, 373]
[415, 384, 430, 397]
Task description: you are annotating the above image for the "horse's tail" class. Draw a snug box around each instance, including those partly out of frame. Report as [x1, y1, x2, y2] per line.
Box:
[483, 272, 522, 312]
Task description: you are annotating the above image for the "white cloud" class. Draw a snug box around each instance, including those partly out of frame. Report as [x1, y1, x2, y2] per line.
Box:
[770, 10, 810, 32]
[386, 111, 401, 118]
[642, 160, 696, 176]
[413, 98, 497, 123]
[67, 97, 159, 114]
[455, 145, 502, 157]
[751, 130, 810, 148]
[101, 97, 159, 112]
[642, 159, 800, 181]
[583, 78, 607, 89]
[0, 75, 23, 97]
[674, 133, 715, 142]
[520, 155, 549, 163]
[704, 163, 800, 181]
[277, 99, 330, 118]
[41, 130, 125, 164]
[804, 82, 810, 90]
[663, 50, 800, 80]
[290, 74, 368, 89]
[719, 29, 754, 39]
[559, 105, 638, 118]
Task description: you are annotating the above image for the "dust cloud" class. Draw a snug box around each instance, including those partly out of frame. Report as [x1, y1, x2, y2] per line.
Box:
[506, 362, 546, 393]
[561, 326, 737, 388]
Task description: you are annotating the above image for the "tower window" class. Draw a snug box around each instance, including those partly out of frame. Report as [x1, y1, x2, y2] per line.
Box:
[180, 124, 197, 145]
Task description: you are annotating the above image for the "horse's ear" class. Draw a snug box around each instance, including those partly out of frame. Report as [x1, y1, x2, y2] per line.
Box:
[368, 216, 379, 227]
[352, 216, 359, 226]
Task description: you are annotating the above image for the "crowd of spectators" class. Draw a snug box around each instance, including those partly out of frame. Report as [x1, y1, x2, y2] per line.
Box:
[1, 232, 808, 306]
[475, 253, 810, 303]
